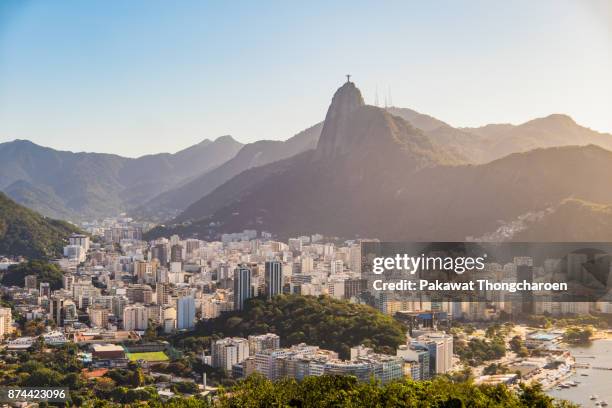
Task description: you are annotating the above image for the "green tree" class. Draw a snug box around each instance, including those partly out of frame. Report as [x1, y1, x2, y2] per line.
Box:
[1, 260, 64, 290]
[180, 295, 406, 359]
[22, 368, 63, 387]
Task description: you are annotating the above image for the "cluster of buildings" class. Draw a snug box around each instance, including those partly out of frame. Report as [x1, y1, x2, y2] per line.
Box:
[3, 220, 612, 391]
[2, 224, 369, 340]
[374, 253, 612, 321]
[81, 215, 146, 244]
[207, 331, 453, 384]
[3, 219, 612, 341]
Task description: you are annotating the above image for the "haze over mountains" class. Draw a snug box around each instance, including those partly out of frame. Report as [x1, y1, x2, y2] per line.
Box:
[0, 136, 242, 220]
[3, 80, 612, 241]
[137, 122, 323, 221]
[147, 82, 612, 242]
[388, 107, 612, 163]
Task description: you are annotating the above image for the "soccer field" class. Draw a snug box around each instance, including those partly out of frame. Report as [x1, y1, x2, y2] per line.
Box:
[126, 351, 169, 362]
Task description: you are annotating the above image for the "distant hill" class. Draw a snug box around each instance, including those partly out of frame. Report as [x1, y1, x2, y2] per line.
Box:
[0, 136, 243, 220]
[147, 82, 612, 242]
[4, 180, 78, 220]
[0, 192, 81, 258]
[138, 122, 323, 221]
[390, 108, 612, 164]
[1, 260, 64, 290]
[463, 114, 612, 162]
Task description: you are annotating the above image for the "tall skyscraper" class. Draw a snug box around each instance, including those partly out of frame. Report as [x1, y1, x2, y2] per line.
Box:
[177, 295, 195, 330]
[265, 261, 283, 300]
[234, 266, 252, 311]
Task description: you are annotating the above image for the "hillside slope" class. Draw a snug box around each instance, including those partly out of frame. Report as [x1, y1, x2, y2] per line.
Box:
[139, 122, 323, 221]
[0, 136, 242, 220]
[0, 192, 81, 258]
[147, 82, 612, 242]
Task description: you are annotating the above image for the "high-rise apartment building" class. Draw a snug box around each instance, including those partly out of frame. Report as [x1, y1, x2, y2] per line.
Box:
[265, 261, 283, 300]
[233, 266, 252, 310]
[123, 304, 148, 331]
[211, 337, 250, 372]
[177, 295, 195, 330]
[88, 306, 109, 329]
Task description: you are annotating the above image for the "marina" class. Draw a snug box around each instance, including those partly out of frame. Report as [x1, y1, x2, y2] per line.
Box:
[548, 340, 612, 406]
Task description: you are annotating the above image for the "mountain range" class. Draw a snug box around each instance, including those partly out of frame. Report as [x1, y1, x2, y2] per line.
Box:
[0, 136, 242, 220]
[146, 82, 612, 242]
[388, 108, 612, 163]
[136, 122, 323, 221]
[3, 80, 612, 242]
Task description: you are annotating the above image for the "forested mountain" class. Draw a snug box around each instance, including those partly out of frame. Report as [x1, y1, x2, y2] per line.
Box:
[0, 192, 81, 258]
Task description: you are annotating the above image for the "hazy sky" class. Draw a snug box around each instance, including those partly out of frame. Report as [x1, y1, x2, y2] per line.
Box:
[0, 0, 610, 157]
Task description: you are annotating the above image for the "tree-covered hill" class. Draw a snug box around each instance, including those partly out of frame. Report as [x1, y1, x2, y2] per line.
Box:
[183, 295, 407, 359]
[1, 260, 64, 290]
[0, 192, 81, 258]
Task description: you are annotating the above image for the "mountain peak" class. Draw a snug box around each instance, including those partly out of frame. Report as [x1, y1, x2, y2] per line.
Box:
[325, 81, 364, 121]
[214, 135, 239, 144]
[523, 113, 577, 129]
[314, 81, 365, 158]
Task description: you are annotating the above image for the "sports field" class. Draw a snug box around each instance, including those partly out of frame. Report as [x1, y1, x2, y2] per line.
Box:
[126, 351, 169, 362]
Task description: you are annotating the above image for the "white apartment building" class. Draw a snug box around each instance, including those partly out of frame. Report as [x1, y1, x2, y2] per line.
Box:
[122, 304, 148, 331]
[211, 337, 250, 372]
